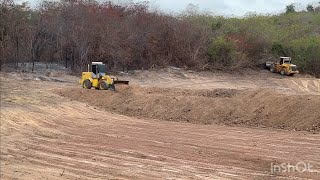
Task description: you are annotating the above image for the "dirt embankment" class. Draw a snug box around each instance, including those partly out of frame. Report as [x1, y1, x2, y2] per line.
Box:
[56, 85, 320, 132]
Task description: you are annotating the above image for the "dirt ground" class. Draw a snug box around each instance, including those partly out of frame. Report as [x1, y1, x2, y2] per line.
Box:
[1, 68, 320, 179]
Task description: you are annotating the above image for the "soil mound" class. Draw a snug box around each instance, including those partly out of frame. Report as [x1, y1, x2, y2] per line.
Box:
[56, 85, 320, 132]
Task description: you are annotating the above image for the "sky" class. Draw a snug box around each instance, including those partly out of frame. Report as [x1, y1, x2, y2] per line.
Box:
[28, 0, 318, 16]
[142, 0, 318, 16]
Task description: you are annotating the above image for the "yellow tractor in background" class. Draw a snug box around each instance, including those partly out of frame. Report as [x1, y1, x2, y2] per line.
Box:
[79, 62, 129, 91]
[266, 57, 299, 76]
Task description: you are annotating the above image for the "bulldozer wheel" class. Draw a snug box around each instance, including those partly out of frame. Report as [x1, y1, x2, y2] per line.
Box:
[280, 69, 286, 76]
[99, 81, 109, 90]
[83, 79, 92, 89]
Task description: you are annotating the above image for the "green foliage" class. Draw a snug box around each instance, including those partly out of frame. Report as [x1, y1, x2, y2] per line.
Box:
[285, 37, 320, 75]
[271, 43, 286, 56]
[194, 11, 320, 74]
[211, 21, 222, 31]
[208, 35, 235, 66]
[208, 35, 251, 69]
[307, 4, 315, 12]
[286, 4, 296, 13]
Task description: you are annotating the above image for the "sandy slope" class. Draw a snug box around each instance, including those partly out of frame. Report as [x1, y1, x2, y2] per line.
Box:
[1, 70, 320, 179]
[57, 85, 320, 132]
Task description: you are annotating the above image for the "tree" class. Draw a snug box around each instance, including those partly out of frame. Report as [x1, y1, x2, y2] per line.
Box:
[307, 4, 315, 12]
[0, 1, 34, 70]
[184, 3, 199, 16]
[286, 4, 296, 13]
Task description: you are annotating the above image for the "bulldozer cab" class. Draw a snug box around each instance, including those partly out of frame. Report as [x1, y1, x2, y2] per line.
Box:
[280, 57, 291, 65]
[90, 62, 106, 78]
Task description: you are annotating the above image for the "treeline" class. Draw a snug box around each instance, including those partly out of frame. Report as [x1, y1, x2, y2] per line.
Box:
[0, 0, 210, 72]
[1, 0, 320, 77]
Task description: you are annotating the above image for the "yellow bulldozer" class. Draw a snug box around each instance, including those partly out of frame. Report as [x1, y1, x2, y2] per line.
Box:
[79, 62, 129, 90]
[266, 57, 299, 76]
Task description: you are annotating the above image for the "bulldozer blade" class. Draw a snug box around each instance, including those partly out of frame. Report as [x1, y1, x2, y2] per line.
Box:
[114, 80, 129, 85]
[109, 84, 116, 91]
